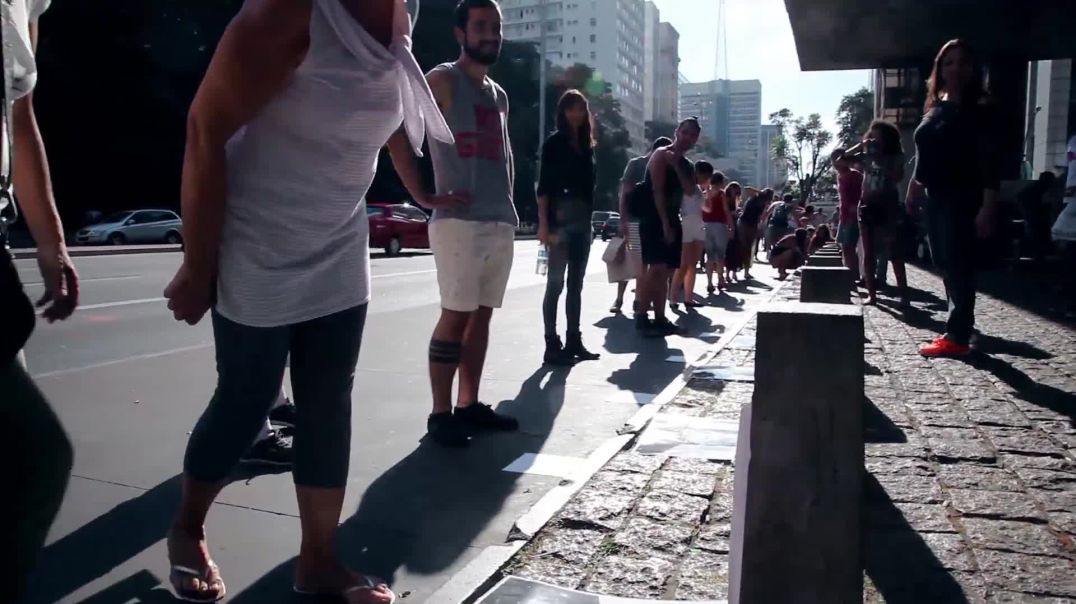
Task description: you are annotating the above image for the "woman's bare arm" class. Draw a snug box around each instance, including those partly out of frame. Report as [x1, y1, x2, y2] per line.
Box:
[180, 0, 312, 279]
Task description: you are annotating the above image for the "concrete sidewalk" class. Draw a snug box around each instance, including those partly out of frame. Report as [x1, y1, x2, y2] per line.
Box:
[472, 264, 1076, 603]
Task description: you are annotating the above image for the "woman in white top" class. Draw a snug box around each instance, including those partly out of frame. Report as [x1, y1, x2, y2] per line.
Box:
[669, 160, 714, 309]
[162, 1, 451, 602]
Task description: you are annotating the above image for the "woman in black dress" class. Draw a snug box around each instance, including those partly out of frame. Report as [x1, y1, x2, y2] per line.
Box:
[908, 39, 1000, 357]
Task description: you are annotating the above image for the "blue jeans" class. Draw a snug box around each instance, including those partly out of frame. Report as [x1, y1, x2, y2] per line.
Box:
[543, 223, 592, 338]
[925, 197, 977, 345]
[185, 304, 367, 488]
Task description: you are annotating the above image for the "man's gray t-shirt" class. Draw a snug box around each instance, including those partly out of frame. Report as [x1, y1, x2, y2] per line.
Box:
[427, 63, 518, 227]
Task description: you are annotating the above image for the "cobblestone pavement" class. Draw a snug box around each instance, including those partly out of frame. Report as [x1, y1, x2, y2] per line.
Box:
[500, 263, 1076, 603]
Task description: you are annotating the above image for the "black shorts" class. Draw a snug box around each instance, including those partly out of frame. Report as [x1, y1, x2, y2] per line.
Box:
[639, 218, 682, 269]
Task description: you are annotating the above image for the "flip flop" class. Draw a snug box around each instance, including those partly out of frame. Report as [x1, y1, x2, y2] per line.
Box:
[170, 564, 226, 603]
[294, 574, 397, 604]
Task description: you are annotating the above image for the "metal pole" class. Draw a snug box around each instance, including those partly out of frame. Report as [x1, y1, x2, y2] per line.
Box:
[537, 0, 547, 166]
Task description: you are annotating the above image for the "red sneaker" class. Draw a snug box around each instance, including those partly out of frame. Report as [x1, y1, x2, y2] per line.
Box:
[919, 337, 971, 358]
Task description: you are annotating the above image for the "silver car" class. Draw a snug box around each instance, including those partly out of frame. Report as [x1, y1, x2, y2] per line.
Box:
[76, 209, 183, 245]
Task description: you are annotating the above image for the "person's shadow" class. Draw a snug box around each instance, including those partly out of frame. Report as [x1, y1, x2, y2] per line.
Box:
[23, 464, 291, 604]
[228, 366, 573, 602]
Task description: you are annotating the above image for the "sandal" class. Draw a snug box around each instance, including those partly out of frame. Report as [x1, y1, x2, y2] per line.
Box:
[294, 574, 397, 604]
[170, 563, 226, 603]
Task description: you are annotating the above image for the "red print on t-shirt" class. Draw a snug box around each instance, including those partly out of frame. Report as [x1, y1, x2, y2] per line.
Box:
[456, 105, 504, 161]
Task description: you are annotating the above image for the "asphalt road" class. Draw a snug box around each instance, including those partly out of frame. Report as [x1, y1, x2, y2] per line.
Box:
[16, 242, 782, 603]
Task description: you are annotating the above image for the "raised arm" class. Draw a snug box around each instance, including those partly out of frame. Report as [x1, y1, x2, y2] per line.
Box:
[164, 0, 312, 324]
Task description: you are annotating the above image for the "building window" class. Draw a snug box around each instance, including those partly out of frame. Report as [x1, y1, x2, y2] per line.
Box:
[590, 34, 596, 43]
[590, 17, 596, 26]
[590, 51, 596, 60]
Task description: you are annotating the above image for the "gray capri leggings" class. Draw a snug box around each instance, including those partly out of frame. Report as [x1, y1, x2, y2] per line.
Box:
[184, 304, 367, 488]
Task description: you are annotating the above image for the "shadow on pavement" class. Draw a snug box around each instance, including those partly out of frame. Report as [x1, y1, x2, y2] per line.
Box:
[229, 366, 572, 603]
[23, 475, 182, 604]
[25, 465, 292, 604]
[863, 474, 972, 603]
[963, 354, 1075, 424]
[864, 396, 908, 444]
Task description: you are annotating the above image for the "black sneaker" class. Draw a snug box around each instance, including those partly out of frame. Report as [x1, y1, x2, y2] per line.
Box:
[426, 411, 469, 448]
[634, 313, 653, 333]
[653, 318, 682, 336]
[240, 431, 293, 466]
[544, 335, 576, 366]
[269, 402, 297, 428]
[565, 335, 600, 361]
[456, 402, 519, 432]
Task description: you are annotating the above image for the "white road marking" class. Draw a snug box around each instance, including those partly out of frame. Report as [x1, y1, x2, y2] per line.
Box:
[74, 297, 166, 311]
[32, 343, 213, 379]
[23, 275, 142, 286]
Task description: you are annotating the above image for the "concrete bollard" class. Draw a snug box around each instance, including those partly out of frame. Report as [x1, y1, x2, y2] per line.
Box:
[806, 254, 846, 268]
[800, 266, 854, 303]
[738, 302, 865, 604]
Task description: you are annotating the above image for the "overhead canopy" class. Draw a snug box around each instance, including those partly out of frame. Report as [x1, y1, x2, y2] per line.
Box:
[784, 0, 1075, 71]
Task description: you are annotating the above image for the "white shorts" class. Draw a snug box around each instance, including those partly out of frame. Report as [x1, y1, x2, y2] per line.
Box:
[429, 218, 515, 312]
[682, 216, 705, 243]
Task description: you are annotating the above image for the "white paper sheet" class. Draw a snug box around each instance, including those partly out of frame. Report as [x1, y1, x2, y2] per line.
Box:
[502, 453, 588, 480]
[634, 413, 740, 460]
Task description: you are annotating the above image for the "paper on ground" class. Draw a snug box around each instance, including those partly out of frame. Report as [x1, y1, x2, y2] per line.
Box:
[665, 354, 687, 363]
[502, 453, 588, 480]
[478, 576, 728, 603]
[693, 365, 755, 383]
[634, 413, 740, 460]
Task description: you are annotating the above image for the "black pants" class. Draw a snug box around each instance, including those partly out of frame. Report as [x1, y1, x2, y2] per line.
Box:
[543, 222, 592, 338]
[925, 197, 977, 345]
[184, 304, 367, 488]
[2, 355, 73, 602]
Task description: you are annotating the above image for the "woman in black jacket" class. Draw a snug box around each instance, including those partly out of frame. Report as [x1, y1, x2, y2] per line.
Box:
[908, 39, 1000, 357]
[537, 90, 600, 364]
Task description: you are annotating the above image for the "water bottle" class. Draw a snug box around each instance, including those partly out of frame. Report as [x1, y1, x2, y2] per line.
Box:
[536, 244, 549, 275]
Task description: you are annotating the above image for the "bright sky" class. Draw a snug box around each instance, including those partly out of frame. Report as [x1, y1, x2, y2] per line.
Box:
[650, 0, 871, 135]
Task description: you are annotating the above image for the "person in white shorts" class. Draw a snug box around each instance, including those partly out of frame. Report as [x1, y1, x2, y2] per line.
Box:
[670, 160, 713, 308]
[387, 0, 519, 448]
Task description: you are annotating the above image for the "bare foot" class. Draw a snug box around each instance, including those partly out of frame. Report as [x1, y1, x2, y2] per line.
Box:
[167, 526, 225, 601]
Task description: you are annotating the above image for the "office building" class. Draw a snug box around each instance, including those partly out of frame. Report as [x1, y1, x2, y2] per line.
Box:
[653, 22, 680, 125]
[757, 124, 786, 189]
[679, 79, 762, 185]
[502, 0, 647, 151]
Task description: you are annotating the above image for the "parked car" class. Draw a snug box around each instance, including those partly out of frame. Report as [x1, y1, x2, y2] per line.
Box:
[591, 210, 620, 240]
[75, 209, 183, 245]
[368, 201, 430, 255]
[598, 216, 620, 241]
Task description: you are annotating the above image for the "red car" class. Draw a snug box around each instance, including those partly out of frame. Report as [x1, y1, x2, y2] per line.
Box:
[367, 201, 430, 255]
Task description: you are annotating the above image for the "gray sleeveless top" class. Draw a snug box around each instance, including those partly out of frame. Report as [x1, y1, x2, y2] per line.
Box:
[427, 63, 518, 226]
[216, 0, 452, 327]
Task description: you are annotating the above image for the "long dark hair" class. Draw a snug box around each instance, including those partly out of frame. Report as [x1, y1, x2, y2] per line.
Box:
[556, 89, 595, 150]
[925, 39, 987, 111]
[865, 119, 903, 155]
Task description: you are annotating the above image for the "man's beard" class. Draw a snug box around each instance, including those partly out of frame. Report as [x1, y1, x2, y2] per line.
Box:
[463, 39, 501, 66]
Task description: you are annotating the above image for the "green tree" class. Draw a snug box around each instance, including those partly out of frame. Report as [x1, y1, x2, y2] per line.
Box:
[835, 87, 875, 148]
[769, 109, 834, 204]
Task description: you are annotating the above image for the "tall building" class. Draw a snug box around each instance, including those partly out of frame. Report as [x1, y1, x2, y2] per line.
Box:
[501, 0, 647, 152]
[757, 124, 786, 189]
[643, 2, 658, 123]
[679, 79, 762, 185]
[1028, 59, 1074, 178]
[653, 23, 680, 125]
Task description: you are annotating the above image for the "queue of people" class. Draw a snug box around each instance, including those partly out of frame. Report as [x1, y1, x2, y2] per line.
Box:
[1, 2, 1036, 599]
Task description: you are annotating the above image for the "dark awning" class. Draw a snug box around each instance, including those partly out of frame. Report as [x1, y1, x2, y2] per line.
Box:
[784, 0, 1075, 71]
